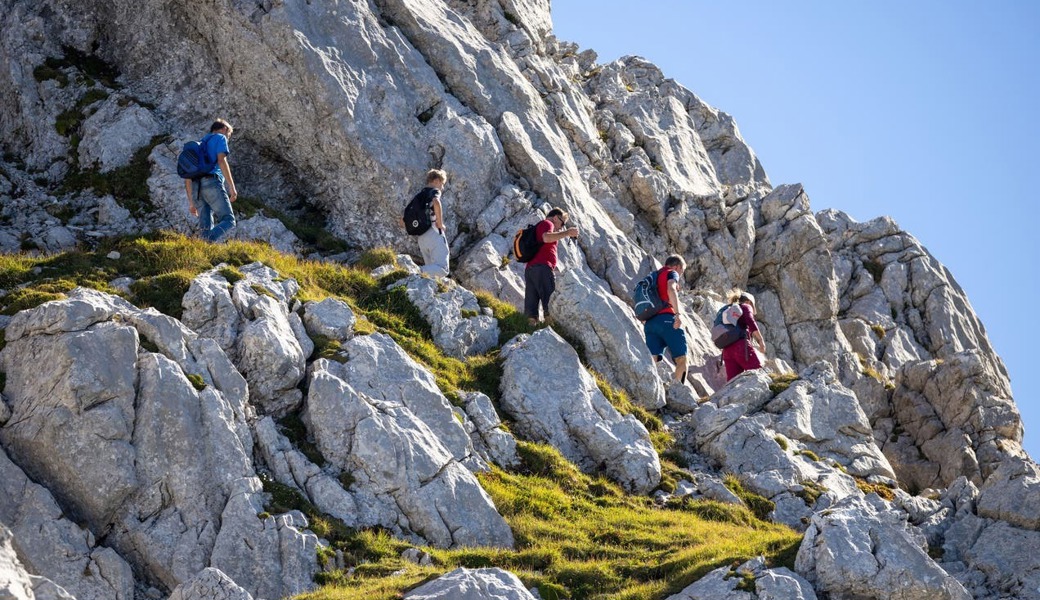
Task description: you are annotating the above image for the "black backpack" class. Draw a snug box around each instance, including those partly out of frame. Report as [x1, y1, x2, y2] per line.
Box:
[512, 224, 542, 262]
[632, 269, 670, 321]
[404, 188, 437, 236]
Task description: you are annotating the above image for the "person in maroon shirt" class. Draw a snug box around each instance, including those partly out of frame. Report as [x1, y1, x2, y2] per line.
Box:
[722, 290, 767, 380]
[524, 207, 579, 326]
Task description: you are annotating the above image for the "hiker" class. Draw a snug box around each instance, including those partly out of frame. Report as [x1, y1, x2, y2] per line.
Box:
[404, 169, 449, 278]
[643, 255, 689, 384]
[722, 290, 766, 381]
[184, 119, 238, 242]
[524, 207, 579, 326]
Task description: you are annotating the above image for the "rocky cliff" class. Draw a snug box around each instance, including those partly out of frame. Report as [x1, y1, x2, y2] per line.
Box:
[1, 0, 1038, 599]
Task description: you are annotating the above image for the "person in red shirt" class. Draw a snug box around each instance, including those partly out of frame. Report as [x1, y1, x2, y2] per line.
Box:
[722, 290, 767, 380]
[643, 255, 688, 384]
[524, 207, 579, 326]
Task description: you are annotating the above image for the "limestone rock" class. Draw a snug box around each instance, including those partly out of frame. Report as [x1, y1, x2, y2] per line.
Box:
[976, 456, 1040, 530]
[167, 568, 254, 600]
[549, 267, 665, 409]
[679, 363, 894, 530]
[500, 329, 661, 493]
[403, 567, 537, 600]
[209, 478, 320, 600]
[460, 391, 521, 470]
[338, 333, 476, 462]
[0, 449, 134, 600]
[254, 416, 359, 528]
[77, 96, 161, 172]
[795, 495, 971, 600]
[390, 275, 499, 358]
[302, 297, 356, 342]
[304, 358, 513, 548]
[666, 556, 816, 600]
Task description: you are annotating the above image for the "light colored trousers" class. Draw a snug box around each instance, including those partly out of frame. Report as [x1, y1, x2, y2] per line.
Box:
[417, 227, 449, 277]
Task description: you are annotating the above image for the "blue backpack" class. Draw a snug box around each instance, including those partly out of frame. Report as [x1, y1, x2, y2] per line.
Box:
[632, 269, 670, 321]
[176, 134, 217, 180]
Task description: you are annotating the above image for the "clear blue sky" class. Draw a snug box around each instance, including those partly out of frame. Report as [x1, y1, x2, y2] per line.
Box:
[552, 1, 1039, 460]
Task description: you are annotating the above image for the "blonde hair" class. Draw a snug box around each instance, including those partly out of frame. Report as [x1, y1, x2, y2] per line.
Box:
[728, 288, 756, 310]
[425, 169, 447, 185]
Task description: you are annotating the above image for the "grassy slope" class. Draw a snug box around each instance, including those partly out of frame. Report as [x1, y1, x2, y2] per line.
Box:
[0, 233, 800, 599]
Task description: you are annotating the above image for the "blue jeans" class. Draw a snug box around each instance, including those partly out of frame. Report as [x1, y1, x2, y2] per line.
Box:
[192, 176, 235, 242]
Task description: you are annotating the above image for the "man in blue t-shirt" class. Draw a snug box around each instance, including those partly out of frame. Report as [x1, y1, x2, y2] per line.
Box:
[183, 119, 238, 242]
[643, 254, 688, 384]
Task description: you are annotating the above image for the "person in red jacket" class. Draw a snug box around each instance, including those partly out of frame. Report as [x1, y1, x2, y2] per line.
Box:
[722, 290, 767, 380]
[524, 207, 579, 326]
[643, 255, 689, 384]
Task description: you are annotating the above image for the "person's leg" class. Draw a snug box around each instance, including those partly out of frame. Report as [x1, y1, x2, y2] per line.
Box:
[660, 315, 689, 383]
[418, 228, 439, 275]
[538, 266, 556, 322]
[200, 178, 235, 242]
[193, 180, 213, 237]
[722, 343, 743, 381]
[524, 267, 540, 325]
[644, 319, 666, 365]
[430, 230, 449, 276]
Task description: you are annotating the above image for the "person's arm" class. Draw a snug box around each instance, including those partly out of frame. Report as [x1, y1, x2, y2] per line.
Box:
[667, 277, 683, 329]
[184, 180, 198, 216]
[432, 197, 444, 233]
[752, 330, 766, 353]
[542, 226, 578, 243]
[217, 154, 237, 202]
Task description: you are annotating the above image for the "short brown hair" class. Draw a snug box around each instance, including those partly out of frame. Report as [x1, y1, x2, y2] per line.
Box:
[664, 255, 686, 269]
[426, 169, 447, 185]
[546, 207, 568, 221]
[210, 119, 233, 134]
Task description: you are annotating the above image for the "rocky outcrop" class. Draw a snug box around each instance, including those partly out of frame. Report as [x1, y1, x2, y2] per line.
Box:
[403, 567, 537, 600]
[168, 568, 254, 600]
[796, 494, 971, 600]
[390, 274, 499, 357]
[0, 289, 317, 597]
[549, 267, 665, 410]
[0, 0, 1035, 597]
[666, 556, 816, 600]
[500, 329, 661, 493]
[680, 363, 895, 529]
[304, 355, 513, 548]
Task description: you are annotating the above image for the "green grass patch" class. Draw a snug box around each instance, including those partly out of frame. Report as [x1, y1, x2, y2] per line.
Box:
[300, 446, 800, 600]
[774, 435, 789, 451]
[723, 474, 776, 522]
[796, 480, 827, 506]
[278, 412, 326, 467]
[795, 449, 820, 462]
[356, 247, 397, 271]
[474, 291, 538, 345]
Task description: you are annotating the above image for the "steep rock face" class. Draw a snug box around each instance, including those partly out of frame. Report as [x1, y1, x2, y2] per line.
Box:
[500, 329, 661, 494]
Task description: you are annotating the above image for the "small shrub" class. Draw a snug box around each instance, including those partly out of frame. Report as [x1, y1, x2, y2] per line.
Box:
[796, 449, 821, 462]
[774, 435, 789, 451]
[218, 266, 244, 284]
[870, 323, 886, 339]
[460, 309, 479, 319]
[855, 478, 895, 501]
[186, 373, 206, 391]
[796, 480, 827, 506]
[768, 372, 798, 395]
